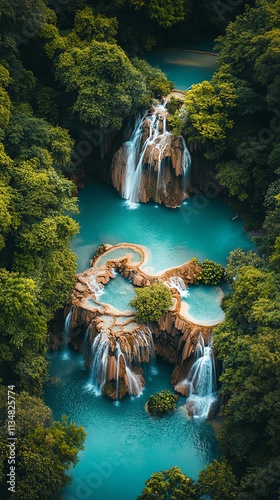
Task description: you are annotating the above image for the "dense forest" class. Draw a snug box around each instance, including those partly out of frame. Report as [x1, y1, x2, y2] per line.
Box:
[0, 0, 279, 498]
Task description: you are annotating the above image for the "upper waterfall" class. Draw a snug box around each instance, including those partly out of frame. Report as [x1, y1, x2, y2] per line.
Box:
[111, 100, 191, 208]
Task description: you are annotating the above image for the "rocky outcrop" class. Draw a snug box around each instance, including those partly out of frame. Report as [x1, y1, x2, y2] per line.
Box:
[64, 243, 222, 400]
[111, 101, 192, 208]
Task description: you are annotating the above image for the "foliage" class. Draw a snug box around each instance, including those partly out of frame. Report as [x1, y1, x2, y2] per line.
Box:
[239, 457, 280, 500]
[145, 0, 186, 28]
[166, 96, 183, 116]
[37, 7, 174, 130]
[225, 248, 264, 281]
[197, 259, 224, 285]
[198, 458, 239, 500]
[91, 243, 107, 263]
[137, 466, 199, 500]
[4, 417, 86, 500]
[214, 265, 280, 469]
[212, 0, 280, 224]
[0, 0, 280, 498]
[56, 43, 148, 129]
[130, 282, 173, 323]
[132, 58, 173, 97]
[171, 80, 236, 158]
[0, 388, 52, 437]
[147, 390, 177, 416]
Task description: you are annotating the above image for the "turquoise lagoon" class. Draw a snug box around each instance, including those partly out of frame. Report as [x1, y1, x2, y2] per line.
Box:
[145, 47, 217, 91]
[45, 49, 255, 500]
[45, 352, 219, 500]
[46, 184, 255, 500]
[73, 184, 254, 275]
[101, 273, 136, 312]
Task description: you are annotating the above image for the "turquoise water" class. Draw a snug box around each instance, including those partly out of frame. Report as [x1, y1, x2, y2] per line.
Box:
[145, 49, 217, 90]
[101, 273, 136, 312]
[183, 285, 225, 324]
[47, 48, 254, 500]
[73, 184, 255, 274]
[45, 351, 219, 500]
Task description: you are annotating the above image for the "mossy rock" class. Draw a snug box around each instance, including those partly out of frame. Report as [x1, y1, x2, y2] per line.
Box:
[146, 390, 178, 416]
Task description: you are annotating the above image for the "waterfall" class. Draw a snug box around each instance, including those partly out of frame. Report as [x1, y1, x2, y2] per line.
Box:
[165, 276, 189, 298]
[127, 108, 160, 204]
[115, 329, 155, 398]
[114, 339, 143, 400]
[88, 330, 110, 396]
[88, 275, 104, 299]
[83, 325, 91, 358]
[115, 339, 144, 399]
[110, 267, 117, 278]
[115, 341, 122, 401]
[180, 136, 192, 195]
[125, 367, 143, 396]
[62, 306, 73, 360]
[64, 306, 73, 337]
[112, 99, 192, 207]
[86, 327, 155, 399]
[179, 334, 217, 419]
[122, 101, 181, 205]
[122, 114, 146, 201]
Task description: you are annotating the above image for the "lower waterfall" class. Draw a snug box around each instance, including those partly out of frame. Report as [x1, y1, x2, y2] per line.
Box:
[85, 326, 155, 399]
[88, 330, 110, 396]
[62, 306, 73, 360]
[177, 333, 217, 419]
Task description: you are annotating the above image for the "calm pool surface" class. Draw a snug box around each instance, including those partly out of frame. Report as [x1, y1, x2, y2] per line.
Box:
[45, 352, 219, 500]
[72, 184, 255, 275]
[145, 48, 217, 90]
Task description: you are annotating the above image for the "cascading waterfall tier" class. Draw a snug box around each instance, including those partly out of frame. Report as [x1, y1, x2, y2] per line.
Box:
[165, 276, 189, 299]
[111, 101, 191, 207]
[175, 333, 217, 419]
[65, 243, 222, 406]
[85, 325, 155, 399]
[62, 306, 73, 360]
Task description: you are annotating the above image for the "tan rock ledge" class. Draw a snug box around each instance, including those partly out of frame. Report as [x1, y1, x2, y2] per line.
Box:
[65, 243, 225, 398]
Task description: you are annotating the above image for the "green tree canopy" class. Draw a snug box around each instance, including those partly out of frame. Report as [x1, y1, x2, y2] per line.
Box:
[198, 458, 239, 500]
[137, 466, 199, 499]
[130, 282, 173, 323]
[147, 390, 177, 416]
[171, 80, 236, 158]
[5, 417, 86, 500]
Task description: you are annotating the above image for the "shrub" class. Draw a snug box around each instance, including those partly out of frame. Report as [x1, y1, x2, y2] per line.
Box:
[197, 259, 225, 285]
[147, 390, 177, 416]
[130, 282, 173, 323]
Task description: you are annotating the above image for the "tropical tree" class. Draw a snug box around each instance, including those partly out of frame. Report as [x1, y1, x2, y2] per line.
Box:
[137, 466, 200, 499]
[198, 458, 239, 500]
[130, 283, 173, 323]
